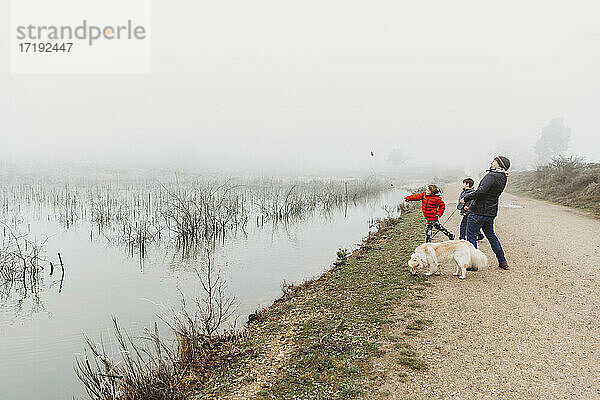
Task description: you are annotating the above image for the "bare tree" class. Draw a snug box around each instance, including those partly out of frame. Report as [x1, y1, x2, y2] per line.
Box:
[535, 118, 571, 164]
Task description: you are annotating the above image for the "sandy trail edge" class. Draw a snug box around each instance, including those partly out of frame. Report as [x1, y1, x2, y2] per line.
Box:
[373, 183, 600, 399]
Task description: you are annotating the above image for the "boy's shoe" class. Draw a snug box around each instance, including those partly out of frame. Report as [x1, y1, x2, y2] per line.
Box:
[466, 266, 478, 271]
[499, 262, 509, 270]
[448, 233, 455, 240]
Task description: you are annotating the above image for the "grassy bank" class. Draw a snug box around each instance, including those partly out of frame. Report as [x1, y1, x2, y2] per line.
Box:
[77, 207, 430, 399]
[196, 209, 430, 400]
[509, 156, 600, 216]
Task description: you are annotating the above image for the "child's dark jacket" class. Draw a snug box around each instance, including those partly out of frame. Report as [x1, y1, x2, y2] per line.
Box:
[457, 188, 475, 216]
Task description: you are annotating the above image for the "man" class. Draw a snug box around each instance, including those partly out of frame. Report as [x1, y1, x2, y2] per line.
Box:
[461, 156, 510, 270]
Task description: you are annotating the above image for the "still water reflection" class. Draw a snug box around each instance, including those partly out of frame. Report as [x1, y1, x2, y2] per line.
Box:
[0, 186, 407, 400]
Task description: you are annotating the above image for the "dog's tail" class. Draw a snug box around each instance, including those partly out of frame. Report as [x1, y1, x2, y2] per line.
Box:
[470, 247, 488, 269]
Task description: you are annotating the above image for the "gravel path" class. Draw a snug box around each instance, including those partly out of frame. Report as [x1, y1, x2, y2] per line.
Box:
[384, 184, 600, 399]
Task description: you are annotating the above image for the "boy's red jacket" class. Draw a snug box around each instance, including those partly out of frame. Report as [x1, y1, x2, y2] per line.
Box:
[404, 192, 445, 221]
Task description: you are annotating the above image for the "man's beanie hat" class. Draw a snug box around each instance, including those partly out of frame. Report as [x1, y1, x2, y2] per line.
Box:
[495, 155, 511, 170]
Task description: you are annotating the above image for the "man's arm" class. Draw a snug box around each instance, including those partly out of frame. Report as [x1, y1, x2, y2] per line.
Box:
[463, 174, 493, 202]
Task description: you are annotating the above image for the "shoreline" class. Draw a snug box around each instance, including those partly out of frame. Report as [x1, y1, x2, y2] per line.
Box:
[195, 209, 431, 399]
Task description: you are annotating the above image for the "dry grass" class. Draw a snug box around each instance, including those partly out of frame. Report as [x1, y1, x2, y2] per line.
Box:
[75, 250, 247, 400]
[510, 156, 600, 215]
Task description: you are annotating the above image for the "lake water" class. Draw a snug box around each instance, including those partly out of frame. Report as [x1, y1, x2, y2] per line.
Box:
[0, 183, 408, 400]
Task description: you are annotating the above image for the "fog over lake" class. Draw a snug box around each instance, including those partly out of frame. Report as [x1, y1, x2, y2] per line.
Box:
[1, 0, 600, 398]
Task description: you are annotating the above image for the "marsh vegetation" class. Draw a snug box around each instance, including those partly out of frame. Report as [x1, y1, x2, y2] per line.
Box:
[0, 174, 391, 256]
[0, 171, 407, 400]
[75, 249, 242, 400]
[0, 221, 66, 311]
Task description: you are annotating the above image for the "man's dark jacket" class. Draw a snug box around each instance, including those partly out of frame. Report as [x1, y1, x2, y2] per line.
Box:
[462, 170, 507, 217]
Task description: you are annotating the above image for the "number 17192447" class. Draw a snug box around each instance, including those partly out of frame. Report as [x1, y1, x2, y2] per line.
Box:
[19, 43, 73, 53]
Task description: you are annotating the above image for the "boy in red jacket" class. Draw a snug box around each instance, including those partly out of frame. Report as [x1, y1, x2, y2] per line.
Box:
[404, 184, 455, 243]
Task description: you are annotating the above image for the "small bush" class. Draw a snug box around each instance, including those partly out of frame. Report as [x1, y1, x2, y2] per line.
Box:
[335, 248, 350, 265]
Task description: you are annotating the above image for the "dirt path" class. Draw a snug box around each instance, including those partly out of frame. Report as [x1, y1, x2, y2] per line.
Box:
[376, 183, 600, 399]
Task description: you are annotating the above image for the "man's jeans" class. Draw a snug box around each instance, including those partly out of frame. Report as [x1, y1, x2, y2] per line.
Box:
[466, 213, 506, 264]
[460, 215, 484, 240]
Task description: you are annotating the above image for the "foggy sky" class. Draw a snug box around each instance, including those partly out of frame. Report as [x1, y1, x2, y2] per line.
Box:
[1, 0, 600, 175]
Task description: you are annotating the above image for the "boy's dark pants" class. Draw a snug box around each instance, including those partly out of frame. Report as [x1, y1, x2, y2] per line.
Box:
[460, 215, 483, 240]
[466, 213, 506, 264]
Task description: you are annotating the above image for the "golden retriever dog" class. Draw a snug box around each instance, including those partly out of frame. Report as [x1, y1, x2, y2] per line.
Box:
[407, 240, 488, 279]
